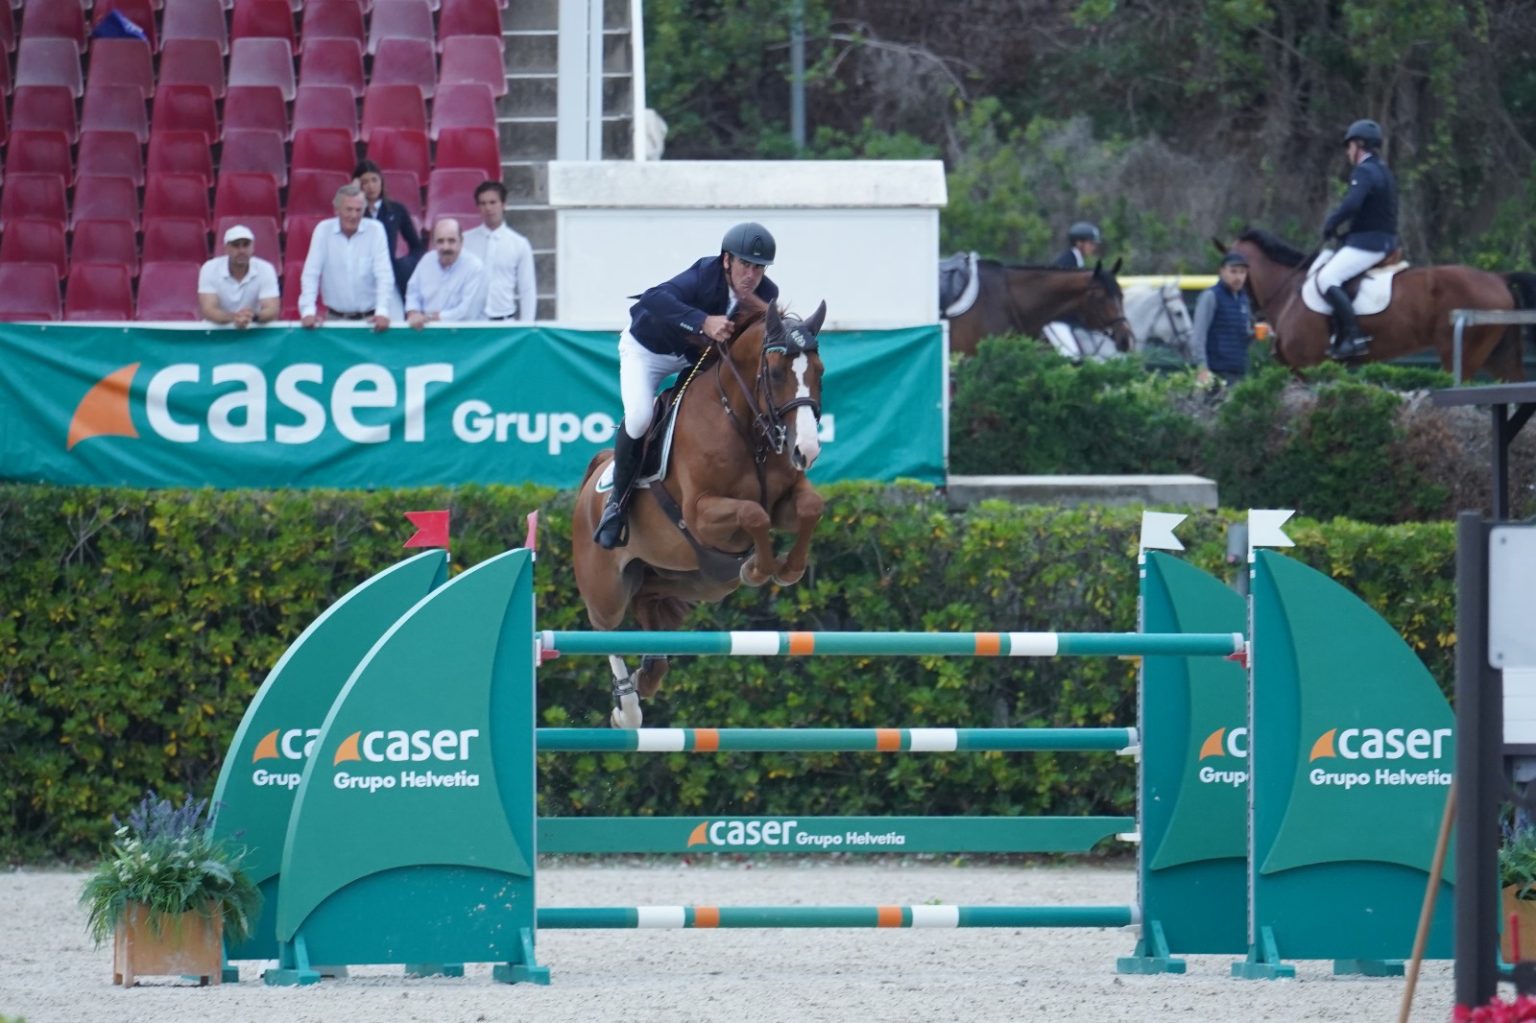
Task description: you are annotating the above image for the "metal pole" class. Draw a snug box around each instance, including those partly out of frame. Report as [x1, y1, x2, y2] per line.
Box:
[1494, 403, 1510, 520]
[790, 0, 806, 151]
[1454, 313, 1466, 384]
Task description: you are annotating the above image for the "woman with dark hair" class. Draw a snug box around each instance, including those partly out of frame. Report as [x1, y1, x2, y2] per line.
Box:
[353, 159, 426, 299]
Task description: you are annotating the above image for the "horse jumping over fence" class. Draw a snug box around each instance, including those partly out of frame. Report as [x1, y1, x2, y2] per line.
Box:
[571, 303, 829, 728]
[944, 258, 1133, 358]
[1226, 229, 1527, 381]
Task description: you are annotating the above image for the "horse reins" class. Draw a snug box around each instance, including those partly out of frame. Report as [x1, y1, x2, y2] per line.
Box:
[709, 320, 820, 468]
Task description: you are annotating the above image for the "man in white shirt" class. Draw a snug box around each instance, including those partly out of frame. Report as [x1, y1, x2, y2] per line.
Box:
[405, 218, 486, 328]
[197, 224, 280, 328]
[298, 184, 395, 332]
[461, 181, 537, 322]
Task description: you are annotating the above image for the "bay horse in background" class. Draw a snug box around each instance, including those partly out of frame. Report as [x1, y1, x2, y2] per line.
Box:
[571, 303, 828, 729]
[1226, 229, 1527, 381]
[945, 258, 1134, 358]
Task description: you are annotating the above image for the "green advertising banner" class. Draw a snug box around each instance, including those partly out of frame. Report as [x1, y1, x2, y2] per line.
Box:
[0, 323, 946, 488]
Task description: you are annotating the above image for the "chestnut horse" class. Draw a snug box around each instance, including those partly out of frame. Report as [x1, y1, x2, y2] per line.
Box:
[571, 303, 828, 728]
[1227, 229, 1526, 381]
[946, 259, 1133, 357]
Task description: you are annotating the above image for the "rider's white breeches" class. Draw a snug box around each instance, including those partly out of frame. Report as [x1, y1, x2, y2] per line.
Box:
[1314, 246, 1386, 293]
[1042, 322, 1081, 360]
[618, 329, 692, 439]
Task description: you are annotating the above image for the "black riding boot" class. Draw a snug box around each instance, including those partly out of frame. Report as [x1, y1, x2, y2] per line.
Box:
[1324, 286, 1371, 360]
[592, 429, 641, 549]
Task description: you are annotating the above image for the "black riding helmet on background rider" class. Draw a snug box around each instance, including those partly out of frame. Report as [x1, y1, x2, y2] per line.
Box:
[1343, 119, 1384, 149]
[721, 222, 776, 266]
[1068, 222, 1102, 245]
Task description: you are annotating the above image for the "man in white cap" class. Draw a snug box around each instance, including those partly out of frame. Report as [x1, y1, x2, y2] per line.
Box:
[405, 218, 486, 328]
[198, 224, 280, 328]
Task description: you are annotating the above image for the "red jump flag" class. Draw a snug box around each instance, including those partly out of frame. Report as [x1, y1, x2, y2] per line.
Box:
[403, 510, 450, 550]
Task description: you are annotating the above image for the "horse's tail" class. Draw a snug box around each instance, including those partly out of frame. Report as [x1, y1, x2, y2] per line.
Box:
[1501, 272, 1536, 377]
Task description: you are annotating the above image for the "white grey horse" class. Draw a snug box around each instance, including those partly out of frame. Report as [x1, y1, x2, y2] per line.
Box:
[1056, 282, 1197, 364]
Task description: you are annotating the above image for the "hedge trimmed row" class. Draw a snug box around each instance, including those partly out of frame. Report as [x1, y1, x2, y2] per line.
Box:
[0, 483, 1456, 862]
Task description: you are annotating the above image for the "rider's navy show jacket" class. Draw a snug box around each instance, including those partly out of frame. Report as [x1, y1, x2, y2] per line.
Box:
[1322, 154, 1399, 252]
[628, 257, 780, 356]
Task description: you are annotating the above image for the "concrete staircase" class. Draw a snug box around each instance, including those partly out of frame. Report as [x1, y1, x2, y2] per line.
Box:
[499, 0, 639, 320]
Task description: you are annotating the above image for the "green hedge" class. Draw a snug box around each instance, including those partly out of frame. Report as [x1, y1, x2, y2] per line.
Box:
[0, 483, 1455, 863]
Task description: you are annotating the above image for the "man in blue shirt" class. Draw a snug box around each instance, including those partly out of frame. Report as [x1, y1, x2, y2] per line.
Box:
[404, 218, 486, 327]
[592, 222, 780, 549]
[1191, 252, 1256, 385]
[1315, 119, 1399, 360]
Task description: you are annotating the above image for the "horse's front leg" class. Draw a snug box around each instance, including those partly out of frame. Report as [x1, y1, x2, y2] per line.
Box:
[768, 478, 823, 586]
[692, 494, 778, 586]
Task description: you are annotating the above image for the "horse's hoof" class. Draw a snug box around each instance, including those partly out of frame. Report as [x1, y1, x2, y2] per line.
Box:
[772, 568, 805, 586]
[611, 691, 642, 729]
[740, 558, 774, 587]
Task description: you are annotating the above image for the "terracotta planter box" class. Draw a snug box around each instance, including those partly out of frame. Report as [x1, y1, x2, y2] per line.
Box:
[1502, 886, 1536, 963]
[112, 903, 223, 986]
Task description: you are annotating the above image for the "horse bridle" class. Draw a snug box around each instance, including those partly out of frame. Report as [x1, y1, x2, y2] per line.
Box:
[709, 317, 821, 465]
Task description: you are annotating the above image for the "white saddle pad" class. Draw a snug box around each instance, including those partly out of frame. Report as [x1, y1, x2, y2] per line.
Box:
[1301, 251, 1409, 316]
[595, 395, 686, 494]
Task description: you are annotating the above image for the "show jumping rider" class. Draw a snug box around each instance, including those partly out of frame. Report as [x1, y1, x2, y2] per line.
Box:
[1042, 221, 1101, 359]
[1316, 118, 1399, 361]
[591, 222, 780, 550]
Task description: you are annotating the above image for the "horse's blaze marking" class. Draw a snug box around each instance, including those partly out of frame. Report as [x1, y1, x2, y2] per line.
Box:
[876, 905, 903, 928]
[875, 729, 901, 752]
[692, 728, 720, 752]
[694, 906, 721, 928]
[975, 633, 1002, 656]
[787, 632, 815, 655]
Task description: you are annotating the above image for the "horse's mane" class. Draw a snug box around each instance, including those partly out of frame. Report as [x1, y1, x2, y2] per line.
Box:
[1237, 228, 1308, 268]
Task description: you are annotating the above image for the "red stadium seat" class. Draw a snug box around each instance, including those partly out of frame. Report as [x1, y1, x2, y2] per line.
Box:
[161, 0, 229, 55]
[301, 0, 365, 46]
[291, 127, 358, 177]
[0, 263, 63, 321]
[213, 171, 282, 224]
[428, 82, 495, 140]
[229, 37, 296, 101]
[0, 3, 15, 56]
[372, 37, 436, 100]
[65, 263, 135, 320]
[283, 214, 327, 267]
[158, 38, 227, 100]
[298, 37, 365, 99]
[223, 86, 290, 139]
[0, 218, 67, 278]
[19, 0, 86, 52]
[136, 261, 203, 320]
[230, 0, 295, 49]
[280, 261, 324, 320]
[148, 129, 215, 188]
[366, 0, 433, 56]
[87, 38, 156, 100]
[4, 131, 72, 184]
[12, 85, 78, 143]
[293, 84, 360, 141]
[0, 49, 10, 98]
[16, 37, 83, 96]
[221, 129, 290, 187]
[71, 220, 141, 277]
[92, 0, 158, 51]
[213, 215, 282, 275]
[70, 174, 142, 230]
[437, 0, 501, 50]
[284, 168, 349, 230]
[142, 217, 211, 264]
[152, 83, 218, 143]
[78, 131, 145, 187]
[0, 172, 67, 228]
[143, 173, 212, 229]
[382, 170, 423, 235]
[425, 167, 484, 225]
[438, 35, 506, 98]
[361, 84, 426, 142]
[83, 86, 151, 143]
[434, 126, 500, 182]
[367, 127, 430, 183]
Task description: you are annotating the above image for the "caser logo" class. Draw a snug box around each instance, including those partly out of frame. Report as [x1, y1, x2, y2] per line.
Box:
[1307, 726, 1452, 762]
[252, 728, 321, 763]
[1197, 726, 1247, 759]
[332, 728, 480, 765]
[687, 820, 801, 848]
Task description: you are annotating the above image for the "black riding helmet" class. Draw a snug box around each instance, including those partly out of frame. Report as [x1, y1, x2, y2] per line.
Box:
[1068, 221, 1101, 244]
[721, 222, 776, 266]
[1344, 119, 1384, 147]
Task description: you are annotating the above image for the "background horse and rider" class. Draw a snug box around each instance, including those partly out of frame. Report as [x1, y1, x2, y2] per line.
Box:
[572, 303, 829, 728]
[1226, 229, 1528, 382]
[943, 258, 1134, 358]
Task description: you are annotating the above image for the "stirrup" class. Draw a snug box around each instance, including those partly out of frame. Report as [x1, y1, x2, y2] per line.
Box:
[1328, 334, 1371, 360]
[592, 500, 630, 549]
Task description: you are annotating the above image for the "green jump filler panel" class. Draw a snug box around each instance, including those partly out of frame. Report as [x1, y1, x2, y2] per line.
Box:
[209, 550, 448, 963]
[268, 549, 547, 986]
[1236, 550, 1454, 979]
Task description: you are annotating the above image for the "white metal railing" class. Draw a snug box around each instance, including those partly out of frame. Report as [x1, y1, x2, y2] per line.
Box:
[1450, 309, 1536, 383]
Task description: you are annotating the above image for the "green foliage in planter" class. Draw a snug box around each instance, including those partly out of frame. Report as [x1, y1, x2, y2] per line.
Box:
[949, 336, 1204, 475]
[79, 793, 260, 944]
[1, 483, 1458, 862]
[1502, 820, 1536, 900]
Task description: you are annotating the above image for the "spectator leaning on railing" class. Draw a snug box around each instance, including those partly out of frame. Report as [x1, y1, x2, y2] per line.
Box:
[405, 218, 486, 328]
[198, 224, 280, 328]
[462, 180, 537, 322]
[298, 184, 395, 333]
